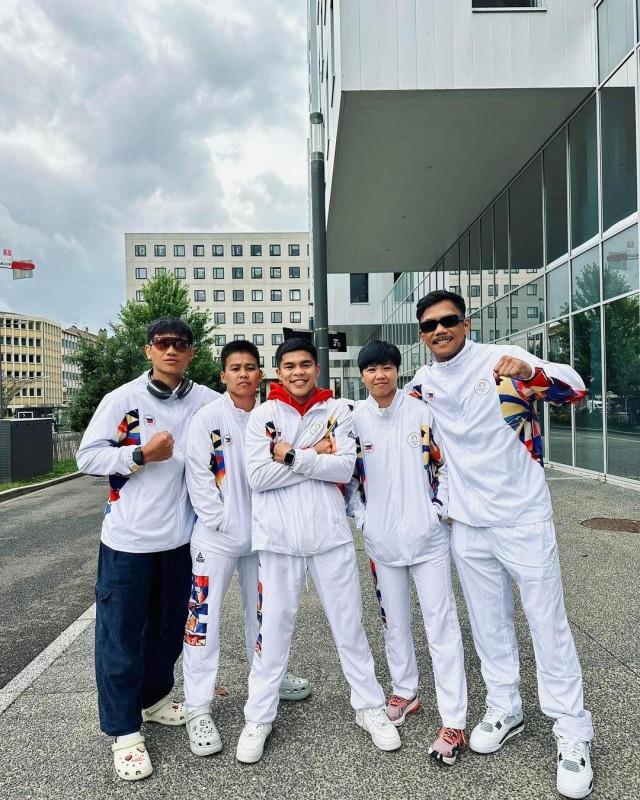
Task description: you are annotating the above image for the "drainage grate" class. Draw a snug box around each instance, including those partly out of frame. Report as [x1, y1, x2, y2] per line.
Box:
[581, 518, 640, 533]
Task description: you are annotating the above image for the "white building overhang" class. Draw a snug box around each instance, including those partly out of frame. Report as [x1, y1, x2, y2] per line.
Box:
[327, 87, 593, 274]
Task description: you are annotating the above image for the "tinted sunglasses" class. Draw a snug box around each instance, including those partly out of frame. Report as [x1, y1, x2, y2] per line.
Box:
[419, 314, 465, 334]
[149, 337, 192, 352]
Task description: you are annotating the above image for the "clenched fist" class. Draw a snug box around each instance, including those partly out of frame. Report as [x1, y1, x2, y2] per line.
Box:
[141, 431, 174, 463]
[493, 356, 535, 383]
[313, 435, 336, 455]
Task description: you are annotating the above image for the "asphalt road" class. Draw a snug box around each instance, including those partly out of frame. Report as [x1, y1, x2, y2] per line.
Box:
[0, 475, 106, 688]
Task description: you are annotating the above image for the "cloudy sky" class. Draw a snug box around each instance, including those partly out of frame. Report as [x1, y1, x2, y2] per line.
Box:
[0, 0, 308, 330]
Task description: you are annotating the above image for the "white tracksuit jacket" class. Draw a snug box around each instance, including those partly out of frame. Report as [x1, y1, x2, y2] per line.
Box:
[186, 392, 253, 556]
[349, 390, 449, 567]
[76, 372, 219, 553]
[405, 339, 586, 527]
[245, 397, 356, 556]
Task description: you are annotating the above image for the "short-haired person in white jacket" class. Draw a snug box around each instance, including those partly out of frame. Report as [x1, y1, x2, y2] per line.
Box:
[182, 340, 310, 757]
[406, 291, 594, 800]
[348, 340, 468, 765]
[76, 318, 220, 782]
[235, 338, 400, 763]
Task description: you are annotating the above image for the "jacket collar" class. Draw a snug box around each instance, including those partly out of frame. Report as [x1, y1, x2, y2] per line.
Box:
[432, 337, 475, 371]
[366, 388, 404, 417]
[268, 382, 333, 416]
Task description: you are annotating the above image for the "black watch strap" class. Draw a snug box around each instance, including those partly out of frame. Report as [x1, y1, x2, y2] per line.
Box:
[132, 446, 145, 466]
[284, 448, 295, 467]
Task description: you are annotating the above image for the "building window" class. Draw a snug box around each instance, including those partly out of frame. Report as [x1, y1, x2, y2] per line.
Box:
[472, 0, 541, 7]
[251, 266, 263, 279]
[233, 289, 245, 302]
[259, 356, 265, 367]
[193, 267, 205, 279]
[271, 312, 282, 323]
[571, 246, 600, 311]
[252, 312, 264, 324]
[213, 244, 224, 257]
[234, 334, 245, 341]
[601, 75, 637, 232]
[546, 262, 570, 319]
[251, 244, 262, 256]
[270, 267, 281, 279]
[603, 225, 639, 299]
[174, 244, 185, 257]
[233, 312, 245, 324]
[526, 283, 538, 295]
[544, 132, 568, 264]
[271, 289, 282, 301]
[174, 267, 186, 279]
[509, 156, 542, 273]
[289, 289, 301, 301]
[569, 97, 598, 249]
[135, 268, 147, 279]
[214, 334, 226, 346]
[232, 245, 243, 257]
[350, 273, 369, 303]
[597, 0, 634, 82]
[134, 244, 146, 257]
[253, 334, 264, 345]
[470, 285, 480, 297]
[290, 311, 302, 323]
[213, 290, 225, 302]
[269, 244, 281, 256]
[135, 290, 144, 302]
[214, 312, 226, 325]
[289, 266, 301, 279]
[288, 244, 300, 256]
[154, 245, 166, 257]
[252, 290, 263, 302]
[272, 333, 284, 345]
[488, 284, 497, 297]
[272, 356, 277, 367]
[232, 267, 244, 279]
[155, 267, 166, 277]
[193, 245, 205, 257]
[194, 290, 206, 302]
[213, 267, 225, 279]
[527, 307, 539, 318]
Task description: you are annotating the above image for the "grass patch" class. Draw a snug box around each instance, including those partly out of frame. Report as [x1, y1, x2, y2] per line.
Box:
[0, 459, 79, 493]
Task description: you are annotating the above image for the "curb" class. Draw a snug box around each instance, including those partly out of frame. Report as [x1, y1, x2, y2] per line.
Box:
[0, 471, 83, 503]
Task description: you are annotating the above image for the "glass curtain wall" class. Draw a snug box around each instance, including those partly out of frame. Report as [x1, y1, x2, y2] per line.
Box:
[381, 42, 640, 483]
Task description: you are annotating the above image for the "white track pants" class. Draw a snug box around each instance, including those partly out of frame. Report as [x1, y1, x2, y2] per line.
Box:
[370, 552, 467, 729]
[244, 543, 386, 724]
[451, 519, 593, 741]
[182, 545, 259, 712]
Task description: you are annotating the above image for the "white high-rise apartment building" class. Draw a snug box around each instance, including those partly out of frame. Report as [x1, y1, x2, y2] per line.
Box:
[124, 233, 310, 381]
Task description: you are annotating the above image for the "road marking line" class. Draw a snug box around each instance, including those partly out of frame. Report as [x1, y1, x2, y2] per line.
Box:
[0, 603, 96, 716]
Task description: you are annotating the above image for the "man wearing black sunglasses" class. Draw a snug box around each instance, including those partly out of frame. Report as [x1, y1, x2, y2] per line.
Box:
[77, 317, 220, 782]
[406, 290, 594, 800]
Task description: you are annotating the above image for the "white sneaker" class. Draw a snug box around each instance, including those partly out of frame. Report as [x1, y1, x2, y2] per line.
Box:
[279, 672, 312, 701]
[186, 708, 223, 757]
[355, 706, 402, 751]
[236, 721, 273, 763]
[469, 707, 524, 754]
[556, 738, 593, 799]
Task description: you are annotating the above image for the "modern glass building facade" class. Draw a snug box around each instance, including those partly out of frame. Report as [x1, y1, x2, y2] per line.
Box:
[380, 0, 640, 484]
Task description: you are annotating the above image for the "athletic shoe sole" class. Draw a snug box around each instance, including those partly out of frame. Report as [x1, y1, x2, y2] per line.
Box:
[355, 719, 402, 751]
[556, 778, 593, 799]
[469, 719, 525, 754]
[428, 744, 465, 766]
[389, 697, 421, 727]
[279, 685, 312, 702]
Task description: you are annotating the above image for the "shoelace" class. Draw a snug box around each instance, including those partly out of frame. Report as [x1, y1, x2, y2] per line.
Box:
[557, 738, 587, 766]
[388, 695, 408, 708]
[439, 727, 467, 746]
[246, 723, 266, 737]
[482, 706, 506, 725]
[370, 707, 391, 727]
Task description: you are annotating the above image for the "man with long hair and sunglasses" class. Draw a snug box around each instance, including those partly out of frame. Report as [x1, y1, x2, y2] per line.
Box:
[77, 317, 219, 782]
[406, 290, 594, 800]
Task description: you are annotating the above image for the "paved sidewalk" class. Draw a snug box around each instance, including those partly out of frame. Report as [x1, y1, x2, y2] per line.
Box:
[0, 469, 638, 800]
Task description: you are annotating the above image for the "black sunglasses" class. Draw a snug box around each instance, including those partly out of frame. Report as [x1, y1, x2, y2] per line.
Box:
[419, 314, 465, 334]
[149, 337, 192, 352]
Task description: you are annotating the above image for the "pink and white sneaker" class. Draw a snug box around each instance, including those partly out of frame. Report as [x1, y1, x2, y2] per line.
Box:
[428, 727, 468, 765]
[385, 694, 421, 726]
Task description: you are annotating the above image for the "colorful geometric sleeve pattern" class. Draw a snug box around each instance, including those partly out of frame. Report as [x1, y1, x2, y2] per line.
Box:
[420, 424, 443, 503]
[369, 560, 387, 629]
[326, 415, 338, 436]
[255, 580, 263, 657]
[514, 366, 587, 407]
[354, 436, 366, 503]
[408, 384, 422, 401]
[104, 409, 140, 516]
[208, 429, 226, 491]
[497, 378, 545, 466]
[265, 421, 278, 455]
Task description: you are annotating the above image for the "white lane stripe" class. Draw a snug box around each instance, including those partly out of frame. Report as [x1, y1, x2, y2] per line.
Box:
[0, 603, 96, 716]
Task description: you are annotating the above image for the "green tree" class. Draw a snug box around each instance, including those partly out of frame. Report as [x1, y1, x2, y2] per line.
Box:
[69, 274, 222, 430]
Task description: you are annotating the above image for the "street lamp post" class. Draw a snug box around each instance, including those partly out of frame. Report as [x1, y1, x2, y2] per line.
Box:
[309, 111, 330, 388]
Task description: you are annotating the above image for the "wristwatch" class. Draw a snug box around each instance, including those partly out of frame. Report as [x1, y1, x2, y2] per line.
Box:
[132, 447, 145, 467]
[283, 449, 296, 467]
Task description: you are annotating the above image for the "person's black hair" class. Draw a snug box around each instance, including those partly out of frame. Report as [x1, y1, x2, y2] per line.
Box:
[220, 339, 260, 370]
[275, 337, 318, 366]
[357, 340, 401, 372]
[415, 290, 466, 321]
[146, 317, 193, 344]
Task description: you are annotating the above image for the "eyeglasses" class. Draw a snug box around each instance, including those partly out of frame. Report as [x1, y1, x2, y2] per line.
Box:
[149, 337, 192, 352]
[419, 314, 465, 334]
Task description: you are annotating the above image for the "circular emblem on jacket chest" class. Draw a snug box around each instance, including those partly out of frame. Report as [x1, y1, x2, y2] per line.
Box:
[310, 421, 323, 435]
[474, 379, 491, 395]
[407, 432, 421, 447]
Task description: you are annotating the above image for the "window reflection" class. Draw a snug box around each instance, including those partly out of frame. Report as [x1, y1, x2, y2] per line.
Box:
[548, 319, 573, 465]
[573, 309, 604, 471]
[603, 226, 639, 300]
